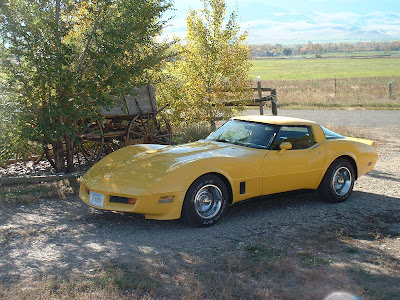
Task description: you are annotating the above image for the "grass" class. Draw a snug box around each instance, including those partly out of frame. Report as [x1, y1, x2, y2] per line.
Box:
[0, 264, 158, 300]
[244, 245, 284, 262]
[250, 58, 400, 80]
[248, 55, 400, 109]
[86, 265, 158, 294]
[251, 76, 400, 109]
[298, 252, 332, 268]
[2, 218, 399, 299]
[0, 179, 79, 205]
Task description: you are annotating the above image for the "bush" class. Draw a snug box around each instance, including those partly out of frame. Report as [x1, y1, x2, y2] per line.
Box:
[173, 122, 214, 144]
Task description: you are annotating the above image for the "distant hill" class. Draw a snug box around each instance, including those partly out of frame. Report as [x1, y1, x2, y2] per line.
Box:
[245, 11, 400, 45]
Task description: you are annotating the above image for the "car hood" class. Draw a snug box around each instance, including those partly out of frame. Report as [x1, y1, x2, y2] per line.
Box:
[82, 141, 231, 193]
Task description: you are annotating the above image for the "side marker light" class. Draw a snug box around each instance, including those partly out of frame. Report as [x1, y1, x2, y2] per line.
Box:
[128, 198, 137, 205]
[158, 196, 174, 204]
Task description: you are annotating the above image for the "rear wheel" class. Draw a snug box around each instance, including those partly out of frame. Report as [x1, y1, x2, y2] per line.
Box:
[318, 158, 355, 203]
[126, 113, 172, 145]
[182, 174, 228, 227]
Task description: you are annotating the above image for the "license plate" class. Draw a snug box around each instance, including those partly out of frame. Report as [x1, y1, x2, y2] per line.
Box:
[89, 191, 105, 208]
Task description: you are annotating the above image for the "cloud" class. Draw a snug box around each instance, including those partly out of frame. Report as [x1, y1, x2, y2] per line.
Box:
[243, 11, 400, 44]
[312, 11, 360, 22]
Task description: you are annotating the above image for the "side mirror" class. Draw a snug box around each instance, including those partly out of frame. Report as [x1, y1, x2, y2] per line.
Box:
[279, 142, 292, 155]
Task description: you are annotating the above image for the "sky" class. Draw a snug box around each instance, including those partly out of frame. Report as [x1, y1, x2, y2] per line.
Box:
[162, 0, 400, 44]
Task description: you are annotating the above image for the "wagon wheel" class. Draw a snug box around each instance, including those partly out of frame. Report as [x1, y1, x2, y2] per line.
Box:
[77, 120, 104, 164]
[126, 112, 172, 145]
[102, 118, 131, 154]
[103, 136, 122, 155]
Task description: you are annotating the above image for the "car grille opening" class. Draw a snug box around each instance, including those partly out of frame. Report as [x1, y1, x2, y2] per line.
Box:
[109, 196, 137, 204]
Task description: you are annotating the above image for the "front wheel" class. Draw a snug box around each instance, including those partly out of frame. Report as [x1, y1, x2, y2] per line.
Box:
[181, 175, 228, 227]
[318, 158, 355, 203]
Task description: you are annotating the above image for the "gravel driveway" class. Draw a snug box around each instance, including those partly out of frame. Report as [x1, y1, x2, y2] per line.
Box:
[0, 126, 399, 299]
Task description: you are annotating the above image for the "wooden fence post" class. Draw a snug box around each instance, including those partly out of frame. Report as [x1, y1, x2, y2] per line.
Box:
[271, 89, 278, 116]
[335, 76, 337, 94]
[257, 77, 264, 115]
[389, 82, 393, 96]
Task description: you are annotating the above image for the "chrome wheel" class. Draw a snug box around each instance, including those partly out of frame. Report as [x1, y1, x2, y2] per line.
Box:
[332, 166, 352, 196]
[194, 184, 222, 219]
[182, 175, 228, 227]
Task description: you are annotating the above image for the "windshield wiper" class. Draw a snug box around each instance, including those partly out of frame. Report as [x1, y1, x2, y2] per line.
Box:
[214, 139, 252, 147]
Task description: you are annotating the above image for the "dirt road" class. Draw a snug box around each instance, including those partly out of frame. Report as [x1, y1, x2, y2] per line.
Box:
[242, 108, 400, 127]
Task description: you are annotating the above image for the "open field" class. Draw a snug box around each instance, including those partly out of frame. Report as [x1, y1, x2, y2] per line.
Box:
[250, 58, 400, 80]
[0, 126, 399, 299]
[249, 56, 400, 109]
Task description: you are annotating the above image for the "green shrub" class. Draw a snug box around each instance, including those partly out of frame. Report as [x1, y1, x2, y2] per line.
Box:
[173, 122, 213, 144]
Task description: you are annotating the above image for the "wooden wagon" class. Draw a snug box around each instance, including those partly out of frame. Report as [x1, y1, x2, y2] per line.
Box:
[78, 85, 172, 164]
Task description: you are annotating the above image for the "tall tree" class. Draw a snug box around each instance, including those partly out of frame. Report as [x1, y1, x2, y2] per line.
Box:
[158, 0, 251, 130]
[0, 0, 171, 172]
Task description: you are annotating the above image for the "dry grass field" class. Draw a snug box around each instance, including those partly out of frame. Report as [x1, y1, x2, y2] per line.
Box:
[257, 76, 400, 109]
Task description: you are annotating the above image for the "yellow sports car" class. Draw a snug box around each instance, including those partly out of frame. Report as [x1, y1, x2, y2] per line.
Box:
[79, 115, 378, 227]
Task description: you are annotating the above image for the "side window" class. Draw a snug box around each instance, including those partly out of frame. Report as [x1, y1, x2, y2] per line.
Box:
[271, 126, 315, 150]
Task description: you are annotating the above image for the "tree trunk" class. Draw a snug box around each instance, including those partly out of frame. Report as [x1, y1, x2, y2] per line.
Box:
[209, 117, 216, 132]
[53, 138, 65, 173]
[52, 0, 66, 174]
[208, 101, 216, 131]
[47, 136, 76, 173]
[64, 133, 75, 173]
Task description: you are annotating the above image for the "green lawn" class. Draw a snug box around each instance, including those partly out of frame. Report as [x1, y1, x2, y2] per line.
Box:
[250, 58, 400, 80]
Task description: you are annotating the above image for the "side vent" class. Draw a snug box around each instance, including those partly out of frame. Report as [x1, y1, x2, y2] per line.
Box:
[240, 182, 246, 194]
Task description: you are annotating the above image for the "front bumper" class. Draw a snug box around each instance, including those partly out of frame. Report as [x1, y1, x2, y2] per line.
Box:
[79, 183, 185, 220]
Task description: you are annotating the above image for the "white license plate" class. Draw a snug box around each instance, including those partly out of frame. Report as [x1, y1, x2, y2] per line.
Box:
[89, 191, 105, 208]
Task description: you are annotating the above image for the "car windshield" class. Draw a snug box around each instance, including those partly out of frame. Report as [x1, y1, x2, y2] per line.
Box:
[206, 120, 277, 149]
[321, 126, 344, 139]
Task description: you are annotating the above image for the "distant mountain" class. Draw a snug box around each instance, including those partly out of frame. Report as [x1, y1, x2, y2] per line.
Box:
[345, 29, 391, 39]
[243, 11, 400, 44]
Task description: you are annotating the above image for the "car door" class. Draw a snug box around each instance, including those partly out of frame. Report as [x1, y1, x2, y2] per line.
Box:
[262, 125, 326, 195]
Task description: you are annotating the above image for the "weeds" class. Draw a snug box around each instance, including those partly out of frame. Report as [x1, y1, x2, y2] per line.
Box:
[350, 267, 400, 300]
[298, 252, 332, 268]
[1, 230, 399, 299]
[344, 247, 359, 254]
[0, 179, 79, 205]
[0, 265, 158, 300]
[244, 245, 283, 262]
[86, 265, 158, 294]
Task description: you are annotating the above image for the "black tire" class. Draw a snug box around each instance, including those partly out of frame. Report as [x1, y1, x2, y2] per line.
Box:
[318, 158, 355, 203]
[181, 174, 228, 227]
